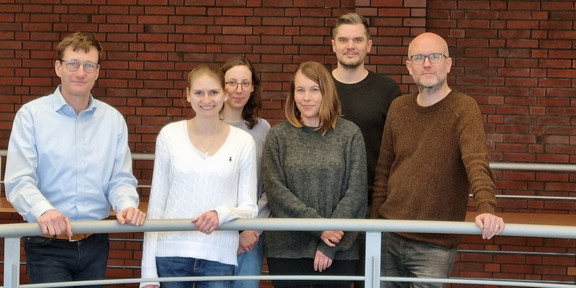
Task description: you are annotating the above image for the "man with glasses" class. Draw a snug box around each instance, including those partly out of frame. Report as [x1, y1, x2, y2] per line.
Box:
[371, 32, 505, 288]
[5, 32, 146, 287]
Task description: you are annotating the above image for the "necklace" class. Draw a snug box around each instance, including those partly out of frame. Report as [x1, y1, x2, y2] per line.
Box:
[197, 134, 217, 156]
[188, 119, 223, 157]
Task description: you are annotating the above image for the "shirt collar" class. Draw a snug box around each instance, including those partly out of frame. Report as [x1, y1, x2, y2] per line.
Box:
[52, 85, 97, 115]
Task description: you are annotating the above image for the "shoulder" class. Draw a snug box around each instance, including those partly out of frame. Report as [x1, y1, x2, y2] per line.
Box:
[335, 118, 361, 133]
[251, 118, 271, 133]
[158, 120, 185, 137]
[269, 121, 290, 132]
[389, 92, 415, 110]
[445, 90, 482, 114]
[370, 71, 397, 83]
[17, 93, 54, 114]
[230, 125, 256, 142]
[93, 98, 124, 117]
[256, 118, 271, 129]
[368, 71, 400, 88]
[334, 118, 364, 140]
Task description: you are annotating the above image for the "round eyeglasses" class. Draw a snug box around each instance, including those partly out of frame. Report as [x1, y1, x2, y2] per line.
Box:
[225, 81, 253, 89]
[59, 59, 100, 73]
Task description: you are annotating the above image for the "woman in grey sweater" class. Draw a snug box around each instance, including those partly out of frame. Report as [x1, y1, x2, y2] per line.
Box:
[262, 61, 367, 288]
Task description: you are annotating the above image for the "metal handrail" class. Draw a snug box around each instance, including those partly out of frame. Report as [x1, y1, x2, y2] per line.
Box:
[2, 218, 576, 288]
[2, 151, 576, 287]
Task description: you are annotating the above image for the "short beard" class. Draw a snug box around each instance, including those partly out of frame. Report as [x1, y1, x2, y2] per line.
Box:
[418, 82, 443, 94]
[418, 76, 447, 91]
[339, 59, 362, 70]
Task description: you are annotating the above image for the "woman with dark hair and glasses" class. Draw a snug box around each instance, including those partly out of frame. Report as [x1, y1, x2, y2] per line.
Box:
[220, 56, 271, 288]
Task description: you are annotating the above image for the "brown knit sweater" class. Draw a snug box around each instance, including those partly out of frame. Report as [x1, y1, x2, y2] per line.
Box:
[371, 90, 496, 248]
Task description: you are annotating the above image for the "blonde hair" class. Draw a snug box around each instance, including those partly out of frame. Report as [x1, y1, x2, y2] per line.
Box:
[285, 61, 341, 136]
[187, 64, 224, 89]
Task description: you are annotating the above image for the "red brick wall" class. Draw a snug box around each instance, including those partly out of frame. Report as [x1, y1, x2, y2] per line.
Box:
[1, 0, 576, 286]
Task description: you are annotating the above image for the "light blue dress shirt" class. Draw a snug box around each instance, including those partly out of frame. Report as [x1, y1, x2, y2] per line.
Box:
[5, 86, 139, 223]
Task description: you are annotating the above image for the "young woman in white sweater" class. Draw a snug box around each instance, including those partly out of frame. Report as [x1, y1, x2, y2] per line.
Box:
[140, 64, 258, 288]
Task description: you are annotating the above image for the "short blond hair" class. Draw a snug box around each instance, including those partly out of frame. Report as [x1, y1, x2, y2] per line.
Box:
[333, 12, 370, 40]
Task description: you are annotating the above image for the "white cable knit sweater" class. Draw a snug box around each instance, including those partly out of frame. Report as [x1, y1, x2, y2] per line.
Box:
[140, 120, 258, 287]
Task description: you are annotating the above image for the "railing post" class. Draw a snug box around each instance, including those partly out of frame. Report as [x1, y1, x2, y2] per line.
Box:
[4, 237, 21, 288]
[365, 231, 381, 288]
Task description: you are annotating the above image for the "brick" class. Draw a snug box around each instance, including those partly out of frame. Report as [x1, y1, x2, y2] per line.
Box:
[2, 2, 576, 286]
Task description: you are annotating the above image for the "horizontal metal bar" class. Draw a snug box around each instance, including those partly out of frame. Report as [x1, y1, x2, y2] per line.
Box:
[0, 218, 574, 239]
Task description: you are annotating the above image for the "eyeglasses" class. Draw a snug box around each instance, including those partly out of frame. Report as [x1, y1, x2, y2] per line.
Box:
[409, 53, 447, 64]
[59, 59, 100, 73]
[225, 81, 253, 89]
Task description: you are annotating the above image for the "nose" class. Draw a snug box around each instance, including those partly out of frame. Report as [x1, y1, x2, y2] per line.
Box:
[235, 83, 243, 92]
[345, 39, 354, 48]
[75, 64, 88, 75]
[202, 93, 211, 102]
[423, 56, 432, 66]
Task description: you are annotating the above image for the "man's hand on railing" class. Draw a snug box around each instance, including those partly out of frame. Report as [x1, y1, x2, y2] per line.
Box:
[475, 213, 505, 239]
[38, 209, 73, 236]
[320, 230, 343, 247]
[116, 207, 146, 226]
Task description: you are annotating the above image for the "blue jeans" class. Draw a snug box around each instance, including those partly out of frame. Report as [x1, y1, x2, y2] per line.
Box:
[381, 232, 457, 288]
[24, 234, 110, 288]
[156, 257, 234, 288]
[232, 233, 264, 288]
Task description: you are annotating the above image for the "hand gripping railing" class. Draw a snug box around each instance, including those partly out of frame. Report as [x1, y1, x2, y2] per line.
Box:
[2, 218, 576, 288]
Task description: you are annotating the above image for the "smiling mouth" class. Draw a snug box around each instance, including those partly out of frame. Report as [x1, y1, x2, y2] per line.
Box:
[200, 105, 216, 110]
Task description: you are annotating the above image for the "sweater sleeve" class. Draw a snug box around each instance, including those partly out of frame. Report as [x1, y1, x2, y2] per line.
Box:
[140, 129, 171, 288]
[214, 133, 259, 223]
[458, 98, 496, 214]
[371, 100, 398, 219]
[318, 126, 368, 259]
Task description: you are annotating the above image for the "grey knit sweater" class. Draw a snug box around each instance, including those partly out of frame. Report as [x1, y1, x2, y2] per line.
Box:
[263, 118, 367, 260]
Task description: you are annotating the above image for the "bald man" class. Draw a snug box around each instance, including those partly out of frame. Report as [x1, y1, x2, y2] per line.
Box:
[371, 32, 504, 288]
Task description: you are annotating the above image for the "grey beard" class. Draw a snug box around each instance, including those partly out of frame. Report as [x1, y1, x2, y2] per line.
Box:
[417, 82, 441, 93]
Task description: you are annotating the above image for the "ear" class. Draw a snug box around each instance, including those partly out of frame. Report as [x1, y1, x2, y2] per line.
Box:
[94, 65, 100, 80]
[186, 87, 191, 103]
[331, 39, 336, 53]
[366, 39, 373, 53]
[55, 60, 62, 77]
[446, 56, 453, 74]
[405, 59, 413, 76]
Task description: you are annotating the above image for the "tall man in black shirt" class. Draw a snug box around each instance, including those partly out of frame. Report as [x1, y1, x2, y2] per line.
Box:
[330, 12, 402, 288]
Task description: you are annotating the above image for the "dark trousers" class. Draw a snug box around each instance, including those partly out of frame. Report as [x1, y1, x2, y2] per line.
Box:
[24, 234, 110, 288]
[267, 257, 357, 288]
